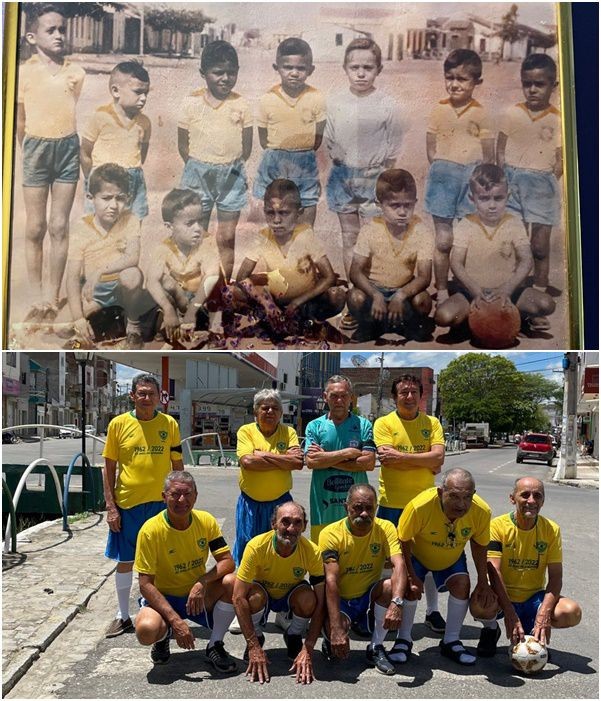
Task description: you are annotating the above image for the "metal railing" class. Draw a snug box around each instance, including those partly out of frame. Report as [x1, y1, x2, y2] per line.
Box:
[2, 424, 106, 466]
[181, 432, 227, 466]
[2, 478, 17, 553]
[62, 452, 95, 532]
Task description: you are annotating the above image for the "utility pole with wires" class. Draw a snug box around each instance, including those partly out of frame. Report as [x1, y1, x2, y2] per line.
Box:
[555, 352, 579, 480]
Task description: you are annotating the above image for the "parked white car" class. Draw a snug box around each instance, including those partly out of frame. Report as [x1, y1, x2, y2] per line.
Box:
[59, 424, 78, 439]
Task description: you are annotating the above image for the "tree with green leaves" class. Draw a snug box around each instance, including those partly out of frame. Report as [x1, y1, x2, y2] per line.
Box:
[144, 5, 214, 54]
[498, 3, 520, 61]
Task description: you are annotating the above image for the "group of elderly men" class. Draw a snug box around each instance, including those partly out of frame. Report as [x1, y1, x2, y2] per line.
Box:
[101, 372, 581, 683]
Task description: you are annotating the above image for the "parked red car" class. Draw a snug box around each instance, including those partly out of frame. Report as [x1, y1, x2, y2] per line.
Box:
[516, 433, 555, 466]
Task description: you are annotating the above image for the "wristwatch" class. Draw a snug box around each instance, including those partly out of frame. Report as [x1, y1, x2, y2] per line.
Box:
[391, 597, 405, 608]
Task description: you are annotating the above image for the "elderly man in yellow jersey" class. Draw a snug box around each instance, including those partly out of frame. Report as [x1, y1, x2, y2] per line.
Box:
[231, 501, 325, 685]
[134, 471, 238, 673]
[374, 373, 446, 634]
[476, 477, 582, 658]
[319, 484, 407, 676]
[396, 468, 497, 666]
[102, 374, 183, 638]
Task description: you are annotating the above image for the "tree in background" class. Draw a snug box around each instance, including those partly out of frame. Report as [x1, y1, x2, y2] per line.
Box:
[144, 5, 214, 54]
[498, 3, 520, 61]
[438, 353, 562, 434]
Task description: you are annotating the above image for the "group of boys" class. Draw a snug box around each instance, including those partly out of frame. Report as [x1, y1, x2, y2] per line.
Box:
[102, 373, 581, 683]
[18, 4, 560, 348]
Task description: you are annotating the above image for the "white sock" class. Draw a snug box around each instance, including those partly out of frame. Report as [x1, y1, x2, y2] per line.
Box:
[424, 573, 439, 614]
[252, 609, 265, 636]
[209, 601, 235, 646]
[481, 618, 498, 629]
[532, 284, 547, 293]
[370, 603, 388, 647]
[396, 599, 417, 642]
[126, 319, 141, 333]
[115, 570, 133, 620]
[444, 594, 469, 644]
[288, 613, 309, 636]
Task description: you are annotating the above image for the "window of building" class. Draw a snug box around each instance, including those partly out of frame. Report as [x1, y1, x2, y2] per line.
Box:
[6, 352, 16, 367]
[283, 373, 288, 384]
[335, 33, 343, 46]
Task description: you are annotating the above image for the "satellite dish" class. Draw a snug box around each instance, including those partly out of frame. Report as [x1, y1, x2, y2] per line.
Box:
[351, 355, 368, 367]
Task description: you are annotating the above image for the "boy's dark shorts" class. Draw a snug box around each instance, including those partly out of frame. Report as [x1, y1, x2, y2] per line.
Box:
[22, 133, 80, 187]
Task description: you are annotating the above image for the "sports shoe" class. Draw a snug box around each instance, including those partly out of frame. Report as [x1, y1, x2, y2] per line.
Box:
[228, 615, 242, 634]
[105, 617, 134, 638]
[477, 625, 501, 657]
[206, 641, 237, 674]
[275, 610, 292, 632]
[284, 631, 303, 660]
[425, 611, 446, 633]
[151, 635, 171, 665]
[366, 643, 395, 675]
[243, 633, 265, 662]
[125, 331, 144, 349]
[527, 315, 551, 332]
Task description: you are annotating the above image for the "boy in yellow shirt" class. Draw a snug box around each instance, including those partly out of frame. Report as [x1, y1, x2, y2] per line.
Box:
[81, 61, 151, 219]
[17, 4, 85, 323]
[253, 38, 326, 227]
[178, 41, 252, 281]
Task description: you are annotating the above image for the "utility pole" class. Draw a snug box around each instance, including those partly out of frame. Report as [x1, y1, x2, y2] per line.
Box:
[555, 352, 579, 479]
[376, 352, 384, 418]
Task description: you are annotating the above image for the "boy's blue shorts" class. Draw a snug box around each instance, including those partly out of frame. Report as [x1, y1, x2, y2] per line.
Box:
[377, 505, 403, 527]
[497, 590, 545, 634]
[253, 581, 312, 626]
[139, 594, 213, 629]
[22, 133, 80, 187]
[92, 279, 126, 309]
[85, 167, 149, 219]
[411, 552, 468, 592]
[253, 149, 320, 208]
[326, 162, 381, 217]
[181, 157, 248, 212]
[105, 501, 164, 562]
[424, 159, 477, 220]
[505, 166, 560, 226]
[232, 490, 293, 565]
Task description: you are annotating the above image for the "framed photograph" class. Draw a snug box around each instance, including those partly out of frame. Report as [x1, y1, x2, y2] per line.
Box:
[2, 2, 583, 351]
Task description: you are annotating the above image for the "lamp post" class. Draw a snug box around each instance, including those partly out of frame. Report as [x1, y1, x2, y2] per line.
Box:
[73, 352, 94, 501]
[315, 396, 325, 415]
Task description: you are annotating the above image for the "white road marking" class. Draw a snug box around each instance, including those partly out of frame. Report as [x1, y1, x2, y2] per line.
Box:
[489, 459, 517, 473]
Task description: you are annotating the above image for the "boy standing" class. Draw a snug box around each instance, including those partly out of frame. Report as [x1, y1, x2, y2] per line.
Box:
[325, 38, 402, 330]
[145, 189, 221, 345]
[80, 61, 151, 220]
[435, 164, 555, 334]
[17, 4, 85, 323]
[497, 54, 562, 331]
[253, 38, 326, 227]
[178, 41, 252, 282]
[424, 49, 494, 309]
[348, 170, 434, 343]
[65, 163, 154, 349]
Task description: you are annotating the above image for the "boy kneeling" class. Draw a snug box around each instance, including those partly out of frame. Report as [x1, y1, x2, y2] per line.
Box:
[348, 169, 434, 343]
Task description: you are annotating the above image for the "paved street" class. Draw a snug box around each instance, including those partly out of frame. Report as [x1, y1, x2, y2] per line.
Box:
[4, 447, 598, 699]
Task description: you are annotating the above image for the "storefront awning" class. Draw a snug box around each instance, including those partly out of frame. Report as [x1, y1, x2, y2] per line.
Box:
[190, 388, 310, 408]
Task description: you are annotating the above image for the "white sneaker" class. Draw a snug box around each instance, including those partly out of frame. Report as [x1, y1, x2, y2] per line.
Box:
[274, 611, 292, 632]
[228, 615, 242, 634]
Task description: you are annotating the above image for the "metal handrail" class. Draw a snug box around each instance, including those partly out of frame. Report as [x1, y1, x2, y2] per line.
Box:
[2, 478, 18, 553]
[3, 458, 63, 553]
[62, 452, 94, 532]
[2, 424, 106, 465]
[181, 432, 226, 467]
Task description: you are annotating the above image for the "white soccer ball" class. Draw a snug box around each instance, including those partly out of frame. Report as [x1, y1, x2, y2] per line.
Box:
[509, 635, 548, 674]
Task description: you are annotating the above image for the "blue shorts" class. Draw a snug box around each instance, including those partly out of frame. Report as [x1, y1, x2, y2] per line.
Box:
[377, 505, 403, 527]
[85, 167, 149, 219]
[181, 157, 248, 212]
[424, 159, 477, 220]
[497, 590, 545, 635]
[253, 149, 320, 208]
[254, 581, 311, 626]
[326, 162, 382, 216]
[139, 594, 213, 629]
[338, 581, 380, 632]
[411, 552, 468, 592]
[232, 490, 293, 565]
[92, 279, 126, 309]
[105, 501, 164, 562]
[22, 133, 80, 187]
[505, 166, 560, 226]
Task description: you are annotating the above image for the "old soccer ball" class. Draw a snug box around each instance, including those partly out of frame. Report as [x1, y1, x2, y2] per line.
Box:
[509, 635, 548, 674]
[468, 297, 521, 349]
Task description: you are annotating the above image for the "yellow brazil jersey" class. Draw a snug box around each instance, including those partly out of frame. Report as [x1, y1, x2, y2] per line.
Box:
[236, 423, 300, 502]
[374, 411, 445, 508]
[488, 512, 562, 603]
[353, 216, 434, 289]
[102, 411, 182, 509]
[499, 103, 561, 172]
[153, 235, 219, 294]
[18, 55, 85, 138]
[398, 487, 490, 571]
[318, 517, 401, 600]
[258, 84, 326, 150]
[135, 509, 230, 597]
[427, 98, 492, 164]
[236, 531, 323, 599]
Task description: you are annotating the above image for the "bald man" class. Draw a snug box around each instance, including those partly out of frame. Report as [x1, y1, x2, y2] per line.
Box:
[478, 477, 582, 657]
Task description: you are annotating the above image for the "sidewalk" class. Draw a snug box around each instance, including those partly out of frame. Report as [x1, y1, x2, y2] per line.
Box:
[554, 454, 599, 489]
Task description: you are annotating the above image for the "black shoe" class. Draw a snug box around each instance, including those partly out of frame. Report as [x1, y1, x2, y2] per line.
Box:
[206, 641, 237, 673]
[425, 611, 446, 633]
[439, 639, 476, 666]
[366, 643, 395, 675]
[477, 625, 501, 657]
[284, 631, 303, 659]
[321, 638, 333, 661]
[150, 635, 171, 664]
[243, 633, 265, 662]
[350, 620, 371, 639]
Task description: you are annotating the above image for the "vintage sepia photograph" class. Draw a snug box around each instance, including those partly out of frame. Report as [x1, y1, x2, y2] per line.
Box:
[2, 2, 582, 351]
